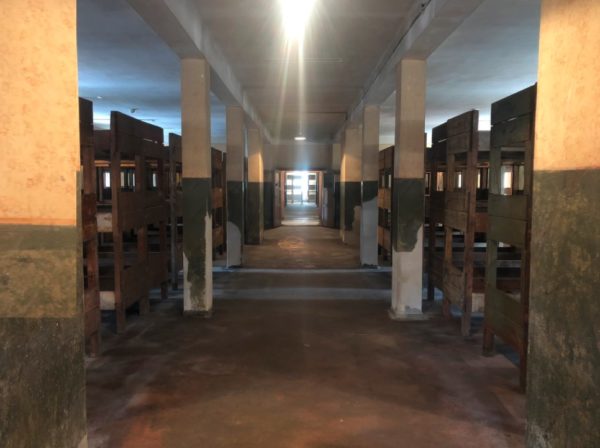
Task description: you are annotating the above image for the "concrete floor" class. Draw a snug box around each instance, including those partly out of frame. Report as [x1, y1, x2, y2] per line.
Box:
[87, 284, 525, 447]
[243, 223, 360, 269]
[87, 219, 525, 447]
[282, 203, 321, 226]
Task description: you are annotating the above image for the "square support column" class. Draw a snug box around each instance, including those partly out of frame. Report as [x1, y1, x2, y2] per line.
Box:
[226, 106, 245, 267]
[246, 128, 264, 245]
[390, 59, 427, 319]
[527, 0, 600, 445]
[361, 105, 381, 267]
[340, 127, 363, 247]
[0, 1, 87, 446]
[181, 58, 213, 315]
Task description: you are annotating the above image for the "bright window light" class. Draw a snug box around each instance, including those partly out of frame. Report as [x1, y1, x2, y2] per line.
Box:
[280, 0, 316, 42]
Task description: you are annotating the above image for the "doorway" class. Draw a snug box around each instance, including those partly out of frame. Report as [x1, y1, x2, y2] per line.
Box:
[283, 171, 320, 226]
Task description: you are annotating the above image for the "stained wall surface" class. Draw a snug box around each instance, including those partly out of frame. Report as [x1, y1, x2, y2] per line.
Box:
[528, 0, 600, 445]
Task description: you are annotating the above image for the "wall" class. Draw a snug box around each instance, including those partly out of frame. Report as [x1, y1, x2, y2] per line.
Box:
[267, 142, 333, 171]
[0, 1, 87, 447]
[527, 0, 600, 445]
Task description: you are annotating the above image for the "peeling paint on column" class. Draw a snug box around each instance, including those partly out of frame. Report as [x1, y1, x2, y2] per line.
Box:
[527, 169, 600, 447]
[182, 178, 213, 314]
[392, 179, 425, 252]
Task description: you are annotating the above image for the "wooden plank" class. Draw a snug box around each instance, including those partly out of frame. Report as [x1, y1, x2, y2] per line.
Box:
[432, 123, 447, 143]
[491, 85, 537, 125]
[446, 132, 471, 154]
[491, 114, 532, 148]
[120, 263, 147, 307]
[488, 216, 527, 247]
[475, 211, 488, 233]
[444, 209, 467, 232]
[488, 194, 527, 221]
[446, 111, 474, 137]
[444, 262, 465, 306]
[445, 190, 468, 212]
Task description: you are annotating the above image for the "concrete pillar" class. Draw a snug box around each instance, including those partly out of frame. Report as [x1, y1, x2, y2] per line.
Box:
[527, 1, 600, 445]
[263, 144, 275, 230]
[0, 1, 87, 446]
[361, 105, 380, 266]
[340, 127, 363, 246]
[389, 59, 427, 319]
[226, 106, 244, 267]
[246, 128, 264, 245]
[181, 58, 212, 315]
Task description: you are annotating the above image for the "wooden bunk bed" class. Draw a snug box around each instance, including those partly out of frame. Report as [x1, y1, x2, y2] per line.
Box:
[168, 134, 183, 289]
[426, 125, 447, 303]
[441, 111, 487, 336]
[377, 146, 393, 264]
[94, 111, 168, 333]
[212, 148, 226, 256]
[426, 112, 491, 335]
[483, 85, 536, 389]
[79, 98, 100, 355]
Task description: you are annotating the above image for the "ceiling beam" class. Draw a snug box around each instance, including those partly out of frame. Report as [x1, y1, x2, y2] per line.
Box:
[126, 0, 272, 141]
[334, 0, 484, 141]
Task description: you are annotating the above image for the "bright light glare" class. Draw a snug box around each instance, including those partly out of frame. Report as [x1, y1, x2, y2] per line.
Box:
[294, 136, 307, 141]
[280, 0, 316, 42]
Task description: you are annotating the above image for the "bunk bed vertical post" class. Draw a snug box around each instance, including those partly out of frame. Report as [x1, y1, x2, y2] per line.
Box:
[460, 111, 479, 336]
[442, 148, 456, 319]
[110, 112, 125, 333]
[169, 135, 178, 289]
[80, 98, 100, 355]
[158, 150, 169, 301]
[135, 150, 150, 315]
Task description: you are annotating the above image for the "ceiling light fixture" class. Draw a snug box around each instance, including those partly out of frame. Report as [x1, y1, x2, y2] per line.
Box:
[280, 0, 316, 42]
[295, 135, 307, 141]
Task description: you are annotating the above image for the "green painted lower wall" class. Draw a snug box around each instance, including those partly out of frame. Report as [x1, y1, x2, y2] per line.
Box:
[0, 318, 86, 448]
[246, 181, 264, 245]
[264, 179, 274, 230]
[527, 169, 600, 447]
[0, 224, 86, 448]
[341, 181, 361, 231]
[227, 181, 244, 237]
[391, 178, 424, 252]
[362, 181, 378, 203]
[182, 178, 212, 310]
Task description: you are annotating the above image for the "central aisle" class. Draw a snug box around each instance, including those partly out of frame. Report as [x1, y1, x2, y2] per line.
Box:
[243, 225, 360, 269]
[86, 291, 525, 448]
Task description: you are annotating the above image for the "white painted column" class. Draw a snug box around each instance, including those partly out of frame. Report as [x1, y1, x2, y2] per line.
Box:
[340, 127, 363, 246]
[246, 128, 264, 244]
[181, 58, 213, 315]
[360, 105, 380, 266]
[226, 106, 245, 267]
[389, 59, 427, 319]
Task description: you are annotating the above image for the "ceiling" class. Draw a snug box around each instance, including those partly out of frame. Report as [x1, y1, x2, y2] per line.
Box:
[380, 0, 541, 145]
[78, 0, 541, 147]
[190, 0, 419, 142]
[77, 0, 226, 142]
